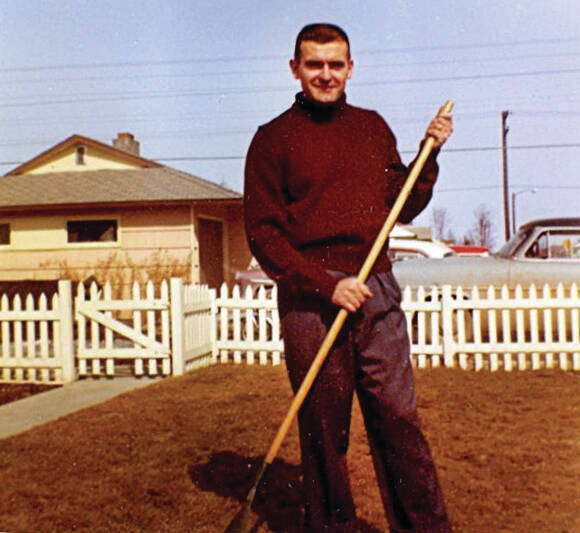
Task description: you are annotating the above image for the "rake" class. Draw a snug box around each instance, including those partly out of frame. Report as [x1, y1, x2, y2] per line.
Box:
[224, 100, 454, 533]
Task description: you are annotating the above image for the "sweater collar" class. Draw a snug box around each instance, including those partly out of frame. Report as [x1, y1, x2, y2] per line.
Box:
[294, 92, 347, 120]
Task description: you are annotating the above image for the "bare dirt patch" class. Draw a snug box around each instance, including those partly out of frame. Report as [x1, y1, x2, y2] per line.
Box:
[0, 365, 578, 532]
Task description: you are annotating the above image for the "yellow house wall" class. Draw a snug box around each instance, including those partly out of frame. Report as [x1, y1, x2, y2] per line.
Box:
[24, 146, 142, 174]
[0, 202, 250, 292]
[0, 207, 193, 292]
[194, 203, 251, 286]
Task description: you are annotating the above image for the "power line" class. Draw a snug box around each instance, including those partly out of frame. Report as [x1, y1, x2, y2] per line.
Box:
[359, 37, 580, 56]
[438, 184, 580, 193]
[365, 51, 580, 70]
[2, 51, 578, 87]
[2, 141, 579, 167]
[1, 36, 577, 74]
[156, 142, 580, 159]
[2, 67, 580, 109]
[356, 68, 580, 88]
[1, 92, 578, 130]
[509, 142, 580, 151]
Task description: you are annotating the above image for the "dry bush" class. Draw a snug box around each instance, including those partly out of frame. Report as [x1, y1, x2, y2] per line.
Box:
[41, 250, 192, 298]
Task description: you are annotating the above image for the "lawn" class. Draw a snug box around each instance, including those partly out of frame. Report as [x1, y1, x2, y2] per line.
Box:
[0, 365, 579, 532]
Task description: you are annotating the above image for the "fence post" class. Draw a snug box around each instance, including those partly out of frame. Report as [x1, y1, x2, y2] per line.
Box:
[170, 278, 185, 376]
[58, 280, 76, 383]
[210, 288, 218, 363]
[441, 285, 455, 368]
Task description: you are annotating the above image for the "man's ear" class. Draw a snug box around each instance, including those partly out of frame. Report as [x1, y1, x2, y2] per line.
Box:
[347, 59, 354, 79]
[289, 58, 299, 79]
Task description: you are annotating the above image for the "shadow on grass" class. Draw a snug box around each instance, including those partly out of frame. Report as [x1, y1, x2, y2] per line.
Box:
[188, 451, 383, 533]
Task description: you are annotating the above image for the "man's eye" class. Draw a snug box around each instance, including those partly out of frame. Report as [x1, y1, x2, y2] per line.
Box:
[305, 61, 324, 68]
[329, 62, 345, 69]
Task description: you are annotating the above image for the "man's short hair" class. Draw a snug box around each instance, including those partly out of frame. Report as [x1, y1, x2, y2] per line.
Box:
[294, 23, 350, 61]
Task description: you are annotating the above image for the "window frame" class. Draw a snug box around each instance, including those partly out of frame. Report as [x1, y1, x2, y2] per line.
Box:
[66, 217, 120, 247]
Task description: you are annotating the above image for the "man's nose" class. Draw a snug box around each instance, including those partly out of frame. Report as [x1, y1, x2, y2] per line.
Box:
[320, 63, 331, 80]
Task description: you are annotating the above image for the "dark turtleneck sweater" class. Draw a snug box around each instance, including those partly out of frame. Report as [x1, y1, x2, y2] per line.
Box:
[244, 93, 440, 301]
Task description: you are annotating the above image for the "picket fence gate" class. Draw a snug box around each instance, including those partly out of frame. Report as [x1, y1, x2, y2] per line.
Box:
[75, 278, 217, 379]
[75, 280, 172, 378]
[1, 278, 579, 384]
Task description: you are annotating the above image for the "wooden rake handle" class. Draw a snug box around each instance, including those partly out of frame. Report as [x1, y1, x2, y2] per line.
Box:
[264, 100, 454, 465]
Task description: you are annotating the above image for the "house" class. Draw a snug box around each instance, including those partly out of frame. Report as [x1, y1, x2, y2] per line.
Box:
[0, 132, 252, 294]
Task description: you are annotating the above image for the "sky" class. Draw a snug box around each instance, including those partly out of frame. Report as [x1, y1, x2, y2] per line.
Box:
[1, 0, 579, 249]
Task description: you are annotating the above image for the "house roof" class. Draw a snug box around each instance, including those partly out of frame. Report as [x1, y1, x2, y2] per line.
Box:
[5, 134, 161, 175]
[0, 166, 241, 211]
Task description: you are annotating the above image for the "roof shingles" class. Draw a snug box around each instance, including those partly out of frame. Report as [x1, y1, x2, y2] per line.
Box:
[0, 167, 240, 209]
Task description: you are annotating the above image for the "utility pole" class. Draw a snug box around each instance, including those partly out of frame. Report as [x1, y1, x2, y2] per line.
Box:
[501, 110, 511, 241]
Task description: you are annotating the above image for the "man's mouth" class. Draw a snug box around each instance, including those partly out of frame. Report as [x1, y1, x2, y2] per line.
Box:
[314, 85, 336, 92]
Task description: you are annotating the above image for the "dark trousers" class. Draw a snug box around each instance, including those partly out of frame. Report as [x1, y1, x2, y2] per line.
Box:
[278, 271, 451, 533]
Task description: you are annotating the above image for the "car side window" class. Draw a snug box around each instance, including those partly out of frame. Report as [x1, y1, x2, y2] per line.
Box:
[525, 230, 580, 260]
[525, 233, 548, 259]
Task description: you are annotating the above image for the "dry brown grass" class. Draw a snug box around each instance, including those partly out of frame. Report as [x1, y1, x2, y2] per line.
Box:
[0, 365, 579, 532]
[0, 383, 59, 406]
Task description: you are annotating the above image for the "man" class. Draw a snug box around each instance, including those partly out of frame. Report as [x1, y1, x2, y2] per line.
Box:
[244, 23, 453, 533]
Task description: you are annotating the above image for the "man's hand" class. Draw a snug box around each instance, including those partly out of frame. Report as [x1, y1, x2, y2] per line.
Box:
[331, 277, 373, 313]
[425, 105, 453, 148]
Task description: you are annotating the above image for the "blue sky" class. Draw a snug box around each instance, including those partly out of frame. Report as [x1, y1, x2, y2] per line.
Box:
[1, 0, 579, 247]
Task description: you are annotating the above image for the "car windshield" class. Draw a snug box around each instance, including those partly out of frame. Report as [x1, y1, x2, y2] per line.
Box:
[495, 227, 532, 258]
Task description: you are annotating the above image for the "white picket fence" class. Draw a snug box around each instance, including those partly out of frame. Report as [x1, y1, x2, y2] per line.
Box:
[0, 278, 216, 384]
[213, 282, 580, 372]
[215, 284, 283, 365]
[0, 280, 74, 384]
[402, 283, 580, 371]
[1, 279, 579, 384]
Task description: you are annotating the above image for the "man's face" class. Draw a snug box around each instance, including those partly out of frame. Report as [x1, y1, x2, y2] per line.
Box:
[290, 40, 353, 105]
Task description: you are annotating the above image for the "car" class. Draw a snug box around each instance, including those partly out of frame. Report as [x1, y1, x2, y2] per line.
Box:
[389, 237, 455, 262]
[388, 224, 456, 262]
[233, 260, 274, 294]
[449, 244, 490, 257]
[235, 225, 456, 292]
[393, 218, 580, 342]
[236, 218, 580, 294]
[392, 217, 580, 291]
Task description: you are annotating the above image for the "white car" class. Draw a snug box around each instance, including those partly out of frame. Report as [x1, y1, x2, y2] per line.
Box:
[393, 218, 580, 291]
[389, 238, 455, 262]
[392, 218, 580, 339]
[387, 224, 455, 261]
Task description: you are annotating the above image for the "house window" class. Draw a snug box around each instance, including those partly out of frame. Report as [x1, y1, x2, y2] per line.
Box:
[76, 146, 86, 165]
[67, 219, 117, 243]
[0, 224, 10, 245]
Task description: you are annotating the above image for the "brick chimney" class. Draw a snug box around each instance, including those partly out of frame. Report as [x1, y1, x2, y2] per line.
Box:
[113, 132, 140, 156]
